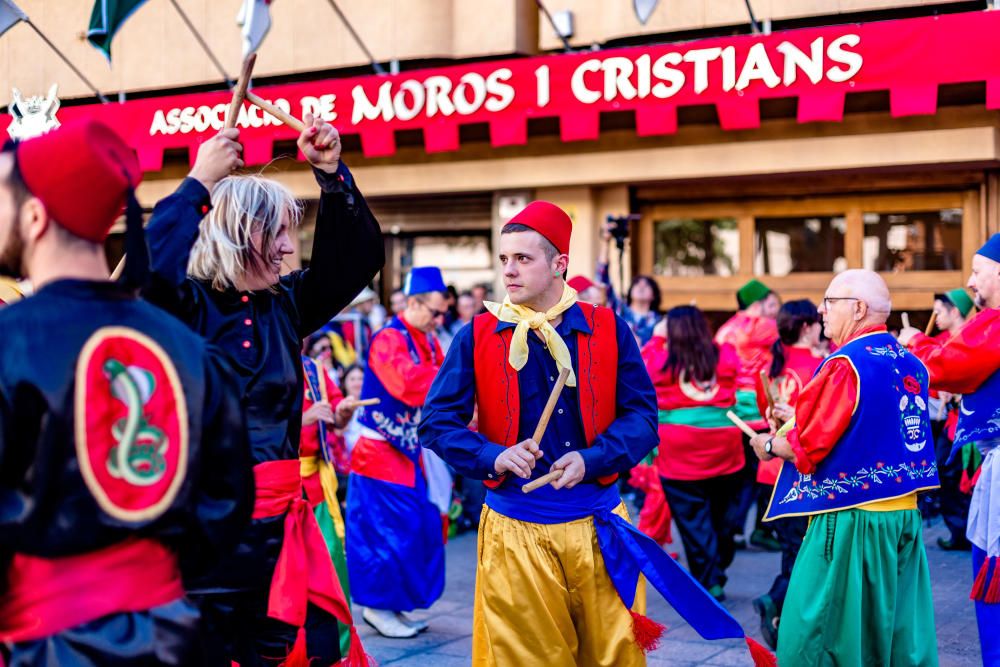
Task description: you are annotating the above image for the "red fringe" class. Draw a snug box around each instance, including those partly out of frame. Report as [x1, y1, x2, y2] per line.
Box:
[987, 561, 1000, 604]
[344, 626, 376, 667]
[277, 627, 311, 667]
[745, 637, 778, 667]
[971, 557, 992, 601]
[629, 610, 666, 653]
[960, 468, 981, 495]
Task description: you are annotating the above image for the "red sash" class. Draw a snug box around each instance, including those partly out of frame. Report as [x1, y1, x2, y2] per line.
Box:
[252, 460, 370, 666]
[0, 538, 183, 643]
[473, 303, 620, 488]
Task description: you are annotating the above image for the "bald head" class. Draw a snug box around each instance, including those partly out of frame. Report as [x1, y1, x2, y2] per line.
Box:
[828, 269, 891, 322]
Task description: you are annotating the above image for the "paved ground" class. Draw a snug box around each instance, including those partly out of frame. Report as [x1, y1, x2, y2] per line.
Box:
[354, 514, 981, 666]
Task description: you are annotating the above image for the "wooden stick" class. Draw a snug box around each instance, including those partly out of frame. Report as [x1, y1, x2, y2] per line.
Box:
[226, 54, 256, 130]
[522, 469, 563, 493]
[109, 256, 126, 281]
[521, 367, 571, 494]
[726, 410, 760, 439]
[759, 369, 777, 420]
[901, 312, 911, 330]
[245, 91, 307, 133]
[925, 312, 937, 336]
[354, 398, 381, 407]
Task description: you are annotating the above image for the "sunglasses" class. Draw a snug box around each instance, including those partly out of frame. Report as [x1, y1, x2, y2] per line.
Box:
[417, 299, 447, 319]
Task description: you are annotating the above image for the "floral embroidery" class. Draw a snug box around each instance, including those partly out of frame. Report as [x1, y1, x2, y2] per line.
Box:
[777, 459, 938, 506]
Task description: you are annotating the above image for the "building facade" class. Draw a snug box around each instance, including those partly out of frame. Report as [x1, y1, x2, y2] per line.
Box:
[4, 0, 998, 320]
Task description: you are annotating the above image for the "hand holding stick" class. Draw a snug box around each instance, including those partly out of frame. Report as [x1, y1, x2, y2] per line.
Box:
[521, 367, 571, 494]
[759, 370, 780, 427]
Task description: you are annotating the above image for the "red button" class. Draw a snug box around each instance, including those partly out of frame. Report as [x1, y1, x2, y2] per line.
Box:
[241, 295, 249, 303]
[244, 318, 252, 326]
[242, 340, 251, 349]
[200, 204, 210, 215]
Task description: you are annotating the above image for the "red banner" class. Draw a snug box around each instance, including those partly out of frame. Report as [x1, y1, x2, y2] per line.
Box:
[12, 10, 1000, 170]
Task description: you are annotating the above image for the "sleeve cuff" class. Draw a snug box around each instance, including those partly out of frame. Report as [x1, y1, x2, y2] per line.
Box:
[480, 442, 508, 481]
[313, 162, 354, 194]
[786, 429, 816, 475]
[176, 177, 212, 213]
[578, 446, 607, 481]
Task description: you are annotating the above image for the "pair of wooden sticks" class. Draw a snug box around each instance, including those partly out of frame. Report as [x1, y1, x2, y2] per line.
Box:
[900, 311, 938, 336]
[520, 368, 571, 494]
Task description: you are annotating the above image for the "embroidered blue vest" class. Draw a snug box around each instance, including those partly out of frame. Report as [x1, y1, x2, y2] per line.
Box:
[765, 332, 939, 520]
[954, 367, 1000, 448]
[357, 317, 437, 463]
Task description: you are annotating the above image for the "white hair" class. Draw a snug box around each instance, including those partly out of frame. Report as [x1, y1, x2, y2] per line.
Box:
[830, 269, 892, 318]
[187, 175, 302, 291]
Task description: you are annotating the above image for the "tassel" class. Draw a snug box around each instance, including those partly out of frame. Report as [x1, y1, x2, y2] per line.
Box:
[629, 610, 666, 653]
[987, 560, 1000, 604]
[277, 627, 311, 667]
[745, 637, 778, 667]
[344, 626, 376, 667]
[971, 557, 992, 601]
[960, 470, 973, 495]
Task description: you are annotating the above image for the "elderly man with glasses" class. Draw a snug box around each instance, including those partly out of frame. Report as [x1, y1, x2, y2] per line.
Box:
[749, 269, 940, 666]
[345, 266, 449, 638]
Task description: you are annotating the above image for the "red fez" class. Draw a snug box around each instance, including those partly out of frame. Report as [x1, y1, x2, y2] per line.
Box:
[507, 200, 572, 255]
[567, 275, 596, 292]
[16, 120, 141, 243]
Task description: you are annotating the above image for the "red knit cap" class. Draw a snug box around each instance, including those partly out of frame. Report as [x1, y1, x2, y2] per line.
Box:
[16, 120, 141, 242]
[507, 200, 572, 255]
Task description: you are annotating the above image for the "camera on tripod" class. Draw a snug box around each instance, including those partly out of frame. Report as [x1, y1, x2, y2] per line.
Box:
[606, 214, 640, 250]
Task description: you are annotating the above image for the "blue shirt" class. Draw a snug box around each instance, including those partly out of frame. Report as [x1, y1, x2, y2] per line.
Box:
[419, 303, 658, 520]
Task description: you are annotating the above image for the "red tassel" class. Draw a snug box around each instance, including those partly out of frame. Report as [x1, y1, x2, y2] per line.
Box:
[343, 626, 376, 667]
[277, 627, 311, 667]
[629, 610, 666, 653]
[745, 636, 778, 667]
[987, 561, 1000, 604]
[971, 557, 992, 601]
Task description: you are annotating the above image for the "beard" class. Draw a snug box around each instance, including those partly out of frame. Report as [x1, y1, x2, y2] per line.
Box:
[0, 226, 24, 279]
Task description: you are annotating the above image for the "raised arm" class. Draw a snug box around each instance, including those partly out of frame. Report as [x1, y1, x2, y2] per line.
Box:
[288, 116, 385, 337]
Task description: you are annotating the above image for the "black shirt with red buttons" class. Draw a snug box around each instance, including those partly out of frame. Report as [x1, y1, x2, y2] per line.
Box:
[143, 164, 383, 590]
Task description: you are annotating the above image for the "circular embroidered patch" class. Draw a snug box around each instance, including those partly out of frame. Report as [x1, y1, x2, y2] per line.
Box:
[74, 327, 188, 523]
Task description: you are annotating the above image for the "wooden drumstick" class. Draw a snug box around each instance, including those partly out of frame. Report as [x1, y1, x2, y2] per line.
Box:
[245, 91, 306, 133]
[925, 312, 937, 336]
[759, 369, 778, 418]
[521, 367, 571, 494]
[726, 410, 760, 439]
[901, 312, 911, 330]
[226, 54, 256, 130]
[354, 398, 381, 407]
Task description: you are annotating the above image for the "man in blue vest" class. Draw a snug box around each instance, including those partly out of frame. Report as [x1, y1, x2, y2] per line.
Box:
[345, 266, 448, 639]
[899, 234, 1000, 664]
[751, 269, 940, 666]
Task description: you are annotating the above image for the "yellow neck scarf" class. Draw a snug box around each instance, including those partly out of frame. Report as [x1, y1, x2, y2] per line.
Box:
[484, 282, 579, 387]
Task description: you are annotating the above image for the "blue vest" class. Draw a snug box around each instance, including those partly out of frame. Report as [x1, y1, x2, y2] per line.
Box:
[765, 332, 939, 520]
[357, 317, 438, 463]
[954, 367, 1000, 448]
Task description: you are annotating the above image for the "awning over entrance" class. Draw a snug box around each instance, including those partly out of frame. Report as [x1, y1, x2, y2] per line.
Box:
[11, 10, 1000, 171]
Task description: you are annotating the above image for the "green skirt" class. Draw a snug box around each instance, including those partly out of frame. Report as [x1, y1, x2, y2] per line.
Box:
[777, 508, 938, 667]
[315, 501, 352, 658]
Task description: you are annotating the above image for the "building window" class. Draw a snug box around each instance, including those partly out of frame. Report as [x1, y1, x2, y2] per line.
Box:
[652, 217, 739, 277]
[862, 209, 963, 272]
[755, 215, 847, 275]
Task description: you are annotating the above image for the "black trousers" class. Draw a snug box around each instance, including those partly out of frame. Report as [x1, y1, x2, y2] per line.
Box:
[194, 590, 342, 667]
[3, 599, 204, 667]
[935, 423, 972, 545]
[765, 514, 809, 610]
[660, 473, 741, 589]
[733, 435, 768, 537]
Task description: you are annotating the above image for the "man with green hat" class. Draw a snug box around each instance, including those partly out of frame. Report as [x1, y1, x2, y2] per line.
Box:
[715, 278, 781, 553]
[923, 288, 977, 551]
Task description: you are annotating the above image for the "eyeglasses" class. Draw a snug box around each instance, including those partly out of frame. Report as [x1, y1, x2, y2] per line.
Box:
[417, 299, 447, 319]
[822, 296, 860, 309]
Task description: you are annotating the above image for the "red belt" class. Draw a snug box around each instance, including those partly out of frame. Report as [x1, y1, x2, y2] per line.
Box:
[0, 538, 183, 643]
[252, 460, 370, 666]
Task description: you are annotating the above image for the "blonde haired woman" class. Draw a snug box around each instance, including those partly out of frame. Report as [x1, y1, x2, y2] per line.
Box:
[144, 115, 383, 667]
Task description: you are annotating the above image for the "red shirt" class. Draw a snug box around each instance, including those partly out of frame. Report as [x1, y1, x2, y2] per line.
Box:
[367, 315, 443, 407]
[715, 312, 779, 391]
[786, 326, 888, 475]
[907, 308, 1000, 394]
[642, 337, 744, 480]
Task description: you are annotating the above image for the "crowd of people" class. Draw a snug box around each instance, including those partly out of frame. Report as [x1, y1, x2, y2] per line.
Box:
[0, 117, 999, 667]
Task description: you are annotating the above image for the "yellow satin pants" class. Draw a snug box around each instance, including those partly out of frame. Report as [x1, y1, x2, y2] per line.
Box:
[472, 502, 647, 667]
